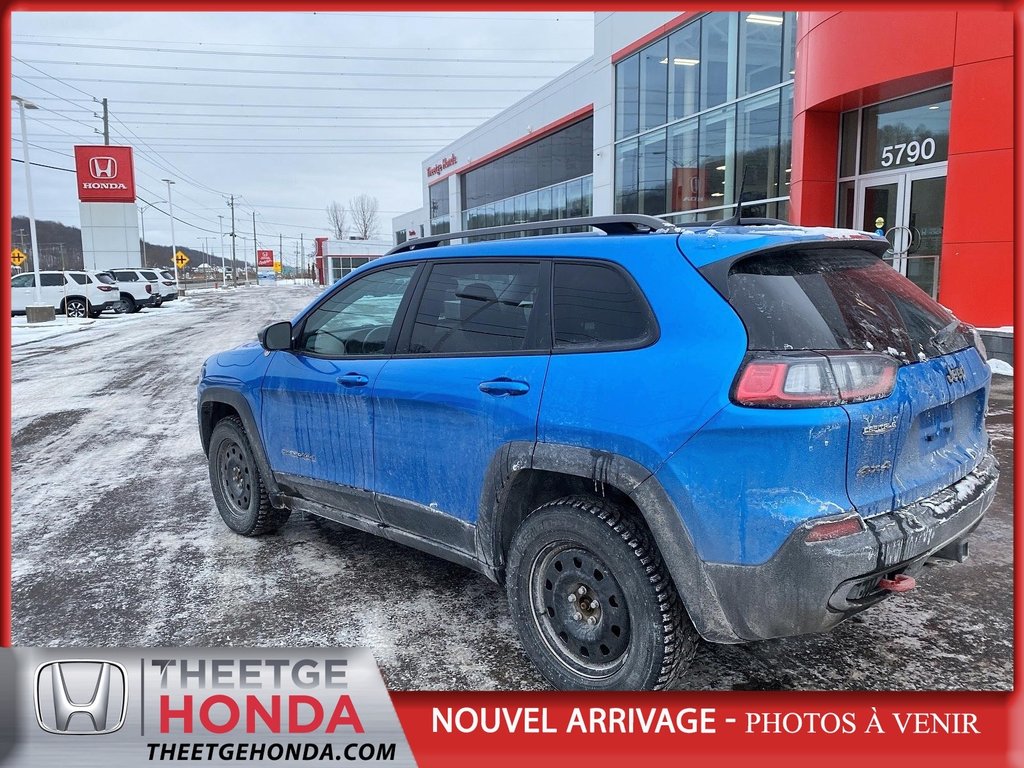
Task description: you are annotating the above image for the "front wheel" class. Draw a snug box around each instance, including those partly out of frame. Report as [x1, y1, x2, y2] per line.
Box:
[506, 495, 698, 691]
[208, 416, 290, 536]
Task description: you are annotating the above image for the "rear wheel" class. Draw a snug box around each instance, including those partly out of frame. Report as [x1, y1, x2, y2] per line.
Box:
[120, 294, 137, 313]
[64, 297, 89, 318]
[208, 416, 290, 536]
[506, 495, 698, 690]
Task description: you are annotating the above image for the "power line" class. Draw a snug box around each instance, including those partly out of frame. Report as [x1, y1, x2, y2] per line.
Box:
[12, 40, 586, 65]
[18, 58, 560, 80]
[23, 98, 510, 111]
[10, 157, 75, 173]
[14, 75, 539, 93]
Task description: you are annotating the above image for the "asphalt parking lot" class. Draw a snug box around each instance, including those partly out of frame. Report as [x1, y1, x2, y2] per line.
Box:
[9, 287, 1014, 690]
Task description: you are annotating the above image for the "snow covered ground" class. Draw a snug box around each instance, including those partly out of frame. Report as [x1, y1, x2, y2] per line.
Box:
[8, 287, 1015, 691]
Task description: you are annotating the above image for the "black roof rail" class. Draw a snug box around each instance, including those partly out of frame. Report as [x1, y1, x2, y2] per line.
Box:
[386, 214, 672, 255]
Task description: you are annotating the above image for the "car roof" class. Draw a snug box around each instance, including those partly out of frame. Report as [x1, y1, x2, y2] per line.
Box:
[371, 221, 888, 272]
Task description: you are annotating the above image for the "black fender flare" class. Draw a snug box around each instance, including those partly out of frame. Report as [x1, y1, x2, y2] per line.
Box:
[475, 441, 740, 643]
[198, 385, 282, 501]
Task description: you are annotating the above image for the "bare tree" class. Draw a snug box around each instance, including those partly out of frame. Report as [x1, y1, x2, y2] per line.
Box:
[348, 193, 380, 240]
[326, 201, 348, 239]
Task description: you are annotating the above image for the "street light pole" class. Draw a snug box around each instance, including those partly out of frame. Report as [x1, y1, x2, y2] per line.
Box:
[161, 179, 179, 292]
[12, 95, 45, 311]
[139, 199, 165, 268]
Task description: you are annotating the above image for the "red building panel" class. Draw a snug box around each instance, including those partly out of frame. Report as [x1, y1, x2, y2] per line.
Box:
[791, 10, 1014, 326]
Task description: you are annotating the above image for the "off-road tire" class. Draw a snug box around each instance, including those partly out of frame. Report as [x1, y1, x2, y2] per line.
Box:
[506, 495, 698, 690]
[208, 416, 290, 536]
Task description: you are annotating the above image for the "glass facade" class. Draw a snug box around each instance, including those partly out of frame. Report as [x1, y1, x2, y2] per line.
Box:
[429, 178, 451, 236]
[458, 116, 594, 239]
[614, 11, 796, 221]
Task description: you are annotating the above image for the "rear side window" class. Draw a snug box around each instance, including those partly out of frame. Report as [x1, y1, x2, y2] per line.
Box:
[40, 274, 65, 287]
[407, 262, 542, 355]
[95, 272, 117, 285]
[113, 271, 137, 282]
[727, 248, 970, 360]
[141, 270, 159, 280]
[552, 262, 652, 348]
[160, 271, 174, 280]
[69, 273, 89, 285]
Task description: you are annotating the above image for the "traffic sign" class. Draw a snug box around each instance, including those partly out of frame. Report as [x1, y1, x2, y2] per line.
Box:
[174, 250, 189, 269]
[11, 248, 26, 266]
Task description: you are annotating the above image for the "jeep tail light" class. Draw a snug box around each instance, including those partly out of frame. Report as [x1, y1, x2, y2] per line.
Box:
[97, 285, 116, 292]
[968, 325, 988, 361]
[733, 353, 897, 408]
[804, 514, 865, 542]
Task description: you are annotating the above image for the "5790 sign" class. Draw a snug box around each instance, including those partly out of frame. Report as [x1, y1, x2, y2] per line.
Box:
[879, 137, 936, 167]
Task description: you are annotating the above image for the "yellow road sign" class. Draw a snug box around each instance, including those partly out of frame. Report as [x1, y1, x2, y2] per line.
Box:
[174, 250, 189, 269]
[11, 248, 26, 266]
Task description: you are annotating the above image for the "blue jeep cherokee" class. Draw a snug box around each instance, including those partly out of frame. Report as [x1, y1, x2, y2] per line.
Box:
[198, 214, 998, 691]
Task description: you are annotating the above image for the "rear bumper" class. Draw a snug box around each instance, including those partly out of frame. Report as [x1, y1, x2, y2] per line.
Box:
[702, 450, 999, 642]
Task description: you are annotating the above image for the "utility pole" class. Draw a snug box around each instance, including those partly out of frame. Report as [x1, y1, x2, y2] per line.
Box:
[229, 195, 237, 288]
[218, 214, 227, 288]
[250, 210, 256, 287]
[162, 179, 179, 292]
[300, 233, 305, 284]
[101, 98, 109, 145]
[279, 233, 283, 281]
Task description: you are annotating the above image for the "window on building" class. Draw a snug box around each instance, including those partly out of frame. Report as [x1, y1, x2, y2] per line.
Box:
[553, 263, 652, 348]
[736, 90, 781, 209]
[700, 13, 737, 111]
[429, 178, 451, 236]
[738, 12, 784, 96]
[858, 86, 951, 174]
[668, 21, 701, 122]
[616, 54, 640, 140]
[667, 119, 700, 212]
[614, 139, 640, 213]
[639, 129, 668, 215]
[640, 39, 669, 132]
[699, 105, 736, 210]
[407, 262, 542, 355]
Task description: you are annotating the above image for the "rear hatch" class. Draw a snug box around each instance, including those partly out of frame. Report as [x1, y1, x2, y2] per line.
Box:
[720, 245, 989, 518]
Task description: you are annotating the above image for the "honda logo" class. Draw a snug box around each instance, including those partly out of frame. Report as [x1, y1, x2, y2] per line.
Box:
[88, 156, 118, 179]
[34, 660, 128, 735]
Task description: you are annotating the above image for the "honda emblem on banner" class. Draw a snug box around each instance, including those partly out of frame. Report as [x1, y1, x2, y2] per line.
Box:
[73, 146, 136, 203]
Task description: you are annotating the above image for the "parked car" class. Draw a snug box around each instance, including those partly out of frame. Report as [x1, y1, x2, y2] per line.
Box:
[197, 214, 998, 691]
[10, 269, 122, 318]
[109, 268, 160, 313]
[156, 269, 180, 303]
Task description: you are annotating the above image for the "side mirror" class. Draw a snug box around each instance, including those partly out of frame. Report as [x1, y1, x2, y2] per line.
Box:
[258, 321, 293, 351]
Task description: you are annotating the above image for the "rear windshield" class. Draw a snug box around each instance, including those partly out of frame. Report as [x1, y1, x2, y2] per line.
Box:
[95, 272, 117, 285]
[727, 248, 971, 361]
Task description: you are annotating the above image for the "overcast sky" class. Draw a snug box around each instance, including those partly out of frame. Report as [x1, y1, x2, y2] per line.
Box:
[10, 11, 593, 261]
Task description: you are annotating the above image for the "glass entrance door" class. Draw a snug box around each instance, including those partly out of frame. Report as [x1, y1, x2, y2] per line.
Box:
[855, 165, 946, 298]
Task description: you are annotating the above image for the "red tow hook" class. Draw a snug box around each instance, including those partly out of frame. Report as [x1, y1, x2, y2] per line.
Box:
[878, 574, 917, 593]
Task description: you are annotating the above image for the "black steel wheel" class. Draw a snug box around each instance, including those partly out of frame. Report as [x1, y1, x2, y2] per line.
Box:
[506, 495, 698, 690]
[65, 298, 89, 318]
[208, 416, 290, 536]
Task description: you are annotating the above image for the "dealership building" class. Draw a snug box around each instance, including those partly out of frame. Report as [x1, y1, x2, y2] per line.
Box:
[393, 10, 1013, 329]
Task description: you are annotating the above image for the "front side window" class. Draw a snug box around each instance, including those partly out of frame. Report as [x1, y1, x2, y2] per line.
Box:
[407, 262, 542, 355]
[553, 263, 652, 348]
[40, 273, 65, 287]
[297, 265, 416, 356]
[11, 274, 34, 288]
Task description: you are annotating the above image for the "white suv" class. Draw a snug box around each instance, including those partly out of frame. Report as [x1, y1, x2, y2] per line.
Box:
[141, 268, 180, 305]
[10, 270, 122, 318]
[109, 268, 160, 313]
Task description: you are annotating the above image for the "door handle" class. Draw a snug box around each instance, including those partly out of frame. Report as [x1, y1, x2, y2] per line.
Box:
[337, 373, 370, 388]
[479, 378, 530, 396]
